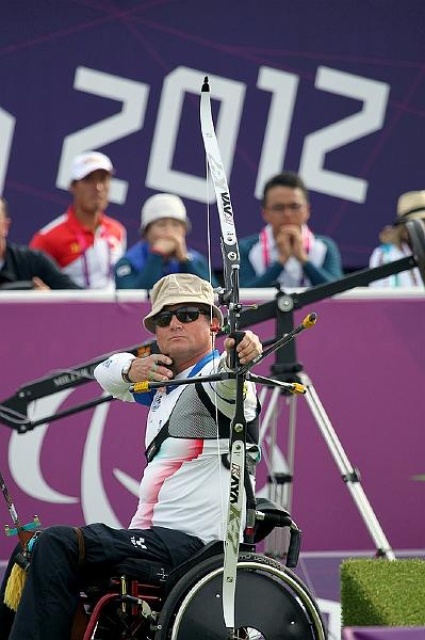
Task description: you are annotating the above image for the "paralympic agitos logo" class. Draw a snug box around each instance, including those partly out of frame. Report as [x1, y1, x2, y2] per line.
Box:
[6, 388, 143, 528]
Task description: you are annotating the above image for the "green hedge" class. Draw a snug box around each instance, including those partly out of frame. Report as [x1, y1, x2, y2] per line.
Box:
[341, 559, 425, 627]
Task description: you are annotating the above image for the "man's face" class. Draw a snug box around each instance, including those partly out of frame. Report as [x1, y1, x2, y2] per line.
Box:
[154, 303, 212, 366]
[145, 218, 186, 244]
[262, 186, 310, 235]
[70, 170, 111, 215]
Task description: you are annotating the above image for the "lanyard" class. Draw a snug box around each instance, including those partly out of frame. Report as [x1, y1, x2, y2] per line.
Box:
[75, 227, 112, 288]
[179, 349, 219, 381]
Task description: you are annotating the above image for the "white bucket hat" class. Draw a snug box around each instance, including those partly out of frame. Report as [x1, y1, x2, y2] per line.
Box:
[144, 274, 223, 333]
[140, 193, 191, 235]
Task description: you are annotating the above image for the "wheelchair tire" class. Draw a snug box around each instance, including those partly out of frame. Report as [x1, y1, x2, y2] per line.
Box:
[154, 552, 326, 639]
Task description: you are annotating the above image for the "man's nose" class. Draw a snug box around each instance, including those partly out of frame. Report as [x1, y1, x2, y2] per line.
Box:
[169, 313, 182, 327]
[280, 208, 293, 219]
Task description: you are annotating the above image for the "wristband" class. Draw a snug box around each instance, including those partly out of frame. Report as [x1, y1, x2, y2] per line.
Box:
[121, 360, 134, 384]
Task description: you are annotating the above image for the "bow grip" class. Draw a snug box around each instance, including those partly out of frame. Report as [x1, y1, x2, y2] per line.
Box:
[227, 331, 245, 369]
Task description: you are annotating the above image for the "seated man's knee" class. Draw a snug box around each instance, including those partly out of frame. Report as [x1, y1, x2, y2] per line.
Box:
[32, 525, 79, 559]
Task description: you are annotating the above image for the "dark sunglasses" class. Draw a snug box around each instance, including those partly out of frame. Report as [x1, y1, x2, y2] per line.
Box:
[153, 306, 210, 328]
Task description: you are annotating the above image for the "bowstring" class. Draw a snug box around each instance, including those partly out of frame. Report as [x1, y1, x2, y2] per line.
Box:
[203, 143, 227, 526]
[205, 155, 213, 290]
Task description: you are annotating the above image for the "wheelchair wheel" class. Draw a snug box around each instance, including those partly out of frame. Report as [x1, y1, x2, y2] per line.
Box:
[155, 552, 326, 639]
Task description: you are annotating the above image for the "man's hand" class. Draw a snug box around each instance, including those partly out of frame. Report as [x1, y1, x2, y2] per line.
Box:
[151, 237, 178, 257]
[275, 225, 307, 264]
[32, 277, 50, 290]
[151, 227, 189, 262]
[224, 330, 262, 366]
[173, 234, 189, 262]
[127, 354, 174, 383]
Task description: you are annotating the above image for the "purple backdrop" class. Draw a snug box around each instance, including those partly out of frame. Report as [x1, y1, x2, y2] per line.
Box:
[1, 1, 425, 270]
[0, 291, 424, 562]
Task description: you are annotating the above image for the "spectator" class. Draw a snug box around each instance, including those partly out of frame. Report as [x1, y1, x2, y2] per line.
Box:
[115, 193, 217, 289]
[0, 196, 80, 290]
[240, 172, 343, 288]
[0, 273, 261, 638]
[30, 151, 126, 290]
[369, 190, 425, 287]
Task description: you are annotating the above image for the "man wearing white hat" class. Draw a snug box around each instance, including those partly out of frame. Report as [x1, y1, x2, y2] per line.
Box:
[30, 151, 126, 290]
[115, 192, 217, 289]
[3, 273, 262, 639]
[369, 190, 425, 287]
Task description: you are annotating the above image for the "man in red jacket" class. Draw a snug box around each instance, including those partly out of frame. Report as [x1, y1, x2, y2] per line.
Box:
[30, 151, 126, 290]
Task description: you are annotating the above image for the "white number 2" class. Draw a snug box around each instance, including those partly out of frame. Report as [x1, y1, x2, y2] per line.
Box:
[57, 67, 149, 204]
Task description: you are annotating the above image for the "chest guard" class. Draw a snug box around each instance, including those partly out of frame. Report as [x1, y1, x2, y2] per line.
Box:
[145, 382, 260, 465]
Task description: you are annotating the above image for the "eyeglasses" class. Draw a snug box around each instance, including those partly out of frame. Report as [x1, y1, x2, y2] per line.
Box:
[265, 203, 305, 213]
[152, 306, 210, 328]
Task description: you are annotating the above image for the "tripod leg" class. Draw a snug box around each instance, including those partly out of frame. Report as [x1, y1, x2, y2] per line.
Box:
[259, 387, 294, 557]
[286, 393, 297, 515]
[300, 372, 395, 560]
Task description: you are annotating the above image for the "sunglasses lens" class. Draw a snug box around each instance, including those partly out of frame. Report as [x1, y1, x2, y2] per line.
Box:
[176, 309, 199, 323]
[153, 307, 203, 327]
[155, 311, 173, 327]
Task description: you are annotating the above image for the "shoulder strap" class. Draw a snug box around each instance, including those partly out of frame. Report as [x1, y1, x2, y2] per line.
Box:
[194, 382, 231, 438]
[145, 421, 169, 463]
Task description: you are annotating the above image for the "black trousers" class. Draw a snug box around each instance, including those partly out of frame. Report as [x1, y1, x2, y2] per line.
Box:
[0, 549, 19, 640]
[2, 523, 203, 640]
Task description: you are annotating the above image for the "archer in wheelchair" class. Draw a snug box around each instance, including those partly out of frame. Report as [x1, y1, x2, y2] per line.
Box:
[1, 274, 325, 639]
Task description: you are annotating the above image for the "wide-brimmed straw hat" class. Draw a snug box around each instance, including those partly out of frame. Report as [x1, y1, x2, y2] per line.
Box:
[395, 191, 425, 225]
[143, 273, 223, 333]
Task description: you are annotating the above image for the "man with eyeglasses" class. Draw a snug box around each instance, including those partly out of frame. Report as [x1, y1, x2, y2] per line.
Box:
[240, 172, 343, 288]
[1, 273, 262, 639]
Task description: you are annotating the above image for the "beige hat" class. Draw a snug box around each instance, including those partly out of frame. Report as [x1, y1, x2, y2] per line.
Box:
[144, 273, 223, 333]
[70, 151, 113, 182]
[396, 191, 425, 224]
[140, 193, 191, 234]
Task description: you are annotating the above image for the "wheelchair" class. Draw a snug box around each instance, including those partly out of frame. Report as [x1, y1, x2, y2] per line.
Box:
[74, 500, 327, 640]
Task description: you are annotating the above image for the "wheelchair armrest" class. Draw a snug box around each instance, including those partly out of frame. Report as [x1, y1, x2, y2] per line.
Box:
[286, 525, 302, 568]
[253, 498, 302, 568]
[253, 497, 292, 543]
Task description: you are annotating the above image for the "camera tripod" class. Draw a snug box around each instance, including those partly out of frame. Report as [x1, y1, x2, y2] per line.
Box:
[258, 300, 395, 560]
[236, 235, 425, 561]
